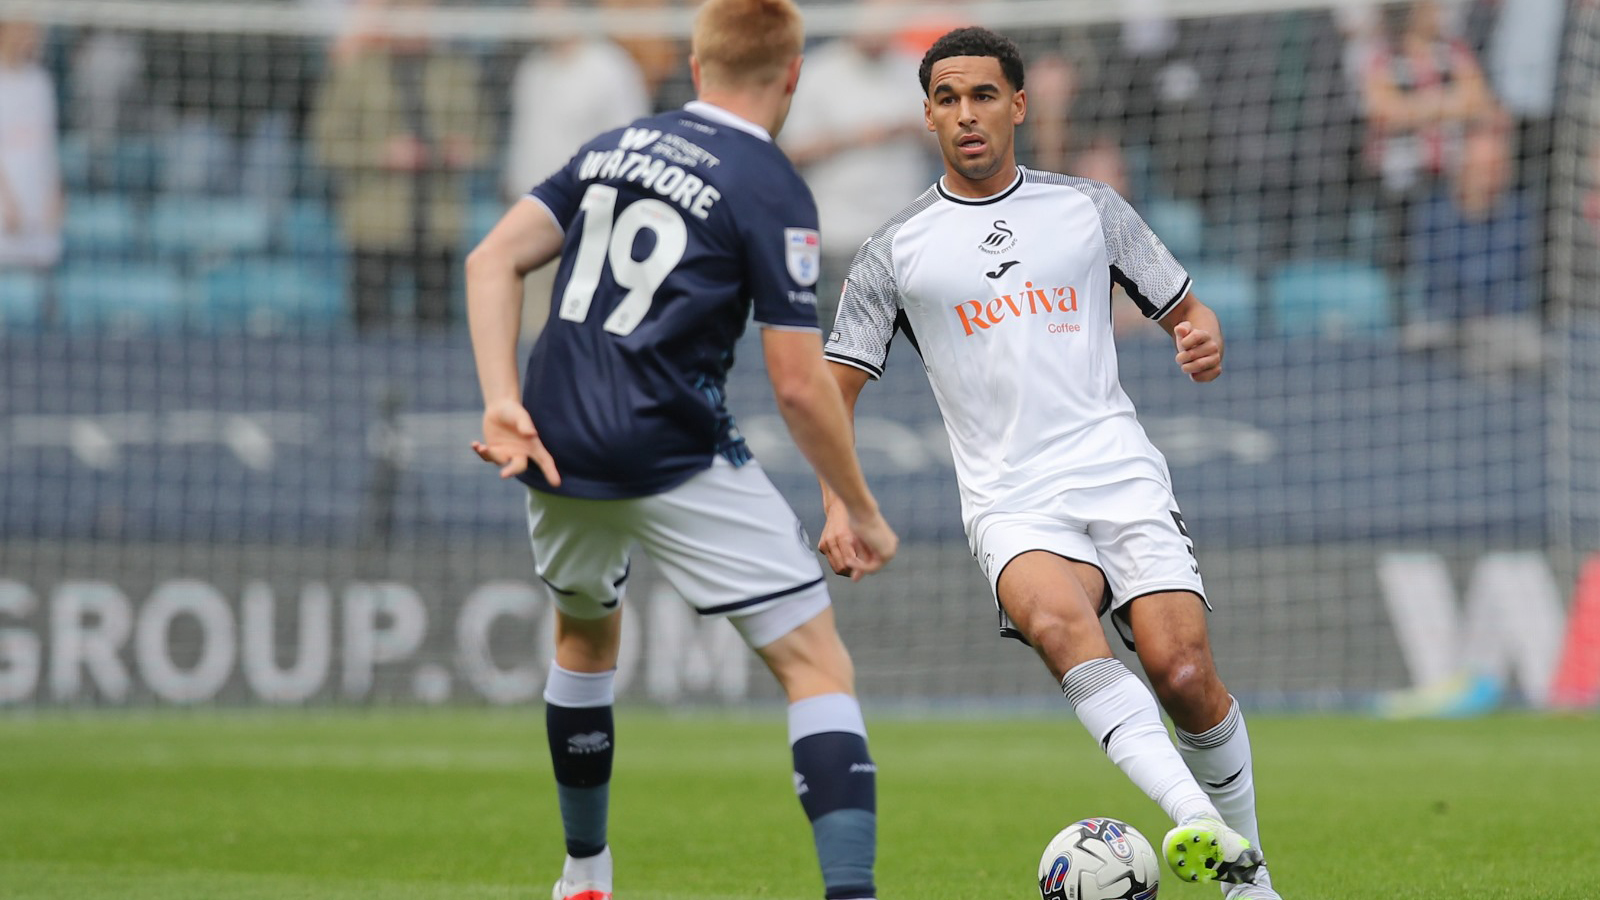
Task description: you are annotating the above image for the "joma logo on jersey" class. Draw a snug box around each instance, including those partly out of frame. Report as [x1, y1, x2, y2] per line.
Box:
[954, 282, 1080, 336]
[978, 219, 1018, 254]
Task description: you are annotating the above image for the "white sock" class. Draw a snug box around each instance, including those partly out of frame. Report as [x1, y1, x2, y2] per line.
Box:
[1177, 697, 1264, 858]
[561, 844, 612, 889]
[1061, 658, 1218, 826]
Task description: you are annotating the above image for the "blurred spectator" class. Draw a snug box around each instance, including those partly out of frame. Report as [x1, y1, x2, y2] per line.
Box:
[1337, 4, 1380, 96]
[1074, 134, 1133, 198]
[1026, 37, 1132, 197]
[1484, 0, 1567, 314]
[1485, 0, 1565, 180]
[1360, 0, 1498, 307]
[0, 20, 63, 271]
[780, 0, 931, 324]
[1096, 10, 1360, 264]
[1023, 52, 1077, 171]
[1406, 118, 1537, 363]
[1362, 1, 1496, 195]
[504, 0, 648, 336]
[327, 0, 388, 66]
[67, 28, 146, 179]
[311, 0, 486, 332]
[1102, 2, 1198, 201]
[602, 0, 689, 111]
[505, 0, 647, 198]
[146, 30, 316, 203]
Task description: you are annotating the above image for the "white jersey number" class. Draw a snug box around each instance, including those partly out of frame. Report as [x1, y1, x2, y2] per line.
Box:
[557, 184, 688, 336]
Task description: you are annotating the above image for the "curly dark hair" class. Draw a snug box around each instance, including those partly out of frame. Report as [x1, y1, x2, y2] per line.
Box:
[917, 26, 1025, 95]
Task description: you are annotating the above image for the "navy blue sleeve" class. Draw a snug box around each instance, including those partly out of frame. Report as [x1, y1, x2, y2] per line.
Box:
[740, 171, 823, 330]
[528, 150, 587, 231]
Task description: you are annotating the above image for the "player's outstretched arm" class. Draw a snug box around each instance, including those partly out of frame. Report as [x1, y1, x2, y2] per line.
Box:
[465, 200, 565, 484]
[762, 329, 897, 579]
[815, 362, 874, 578]
[1160, 292, 1224, 383]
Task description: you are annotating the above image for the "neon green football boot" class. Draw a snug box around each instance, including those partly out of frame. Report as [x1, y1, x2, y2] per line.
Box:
[1162, 816, 1264, 885]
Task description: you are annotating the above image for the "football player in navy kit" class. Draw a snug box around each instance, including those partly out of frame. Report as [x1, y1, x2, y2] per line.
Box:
[465, 1, 896, 899]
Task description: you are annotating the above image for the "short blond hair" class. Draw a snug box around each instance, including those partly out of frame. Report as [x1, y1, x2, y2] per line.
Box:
[692, 0, 804, 87]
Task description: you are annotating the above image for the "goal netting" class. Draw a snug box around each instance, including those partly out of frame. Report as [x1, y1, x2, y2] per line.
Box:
[0, 0, 1596, 712]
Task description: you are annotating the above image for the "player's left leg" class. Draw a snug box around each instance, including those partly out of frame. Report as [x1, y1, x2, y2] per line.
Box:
[632, 459, 878, 900]
[1084, 480, 1272, 893]
[1126, 593, 1278, 897]
[753, 607, 879, 900]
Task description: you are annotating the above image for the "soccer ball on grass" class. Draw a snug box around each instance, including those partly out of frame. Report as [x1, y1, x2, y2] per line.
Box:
[1037, 816, 1160, 900]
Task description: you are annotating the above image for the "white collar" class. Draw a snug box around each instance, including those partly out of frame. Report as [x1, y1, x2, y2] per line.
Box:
[683, 100, 772, 143]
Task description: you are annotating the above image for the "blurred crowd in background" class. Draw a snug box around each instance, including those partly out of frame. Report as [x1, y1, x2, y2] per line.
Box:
[0, 0, 1595, 367]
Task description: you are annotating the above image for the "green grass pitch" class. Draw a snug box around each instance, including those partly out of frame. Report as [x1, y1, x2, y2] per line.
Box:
[1, 711, 1596, 899]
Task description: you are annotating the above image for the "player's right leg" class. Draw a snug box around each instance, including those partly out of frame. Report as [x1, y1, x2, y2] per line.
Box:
[526, 489, 632, 900]
[995, 551, 1217, 824]
[988, 544, 1242, 884]
[547, 610, 621, 900]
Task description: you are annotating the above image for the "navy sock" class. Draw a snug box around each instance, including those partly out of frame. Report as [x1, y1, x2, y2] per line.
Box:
[545, 665, 615, 860]
[790, 694, 877, 900]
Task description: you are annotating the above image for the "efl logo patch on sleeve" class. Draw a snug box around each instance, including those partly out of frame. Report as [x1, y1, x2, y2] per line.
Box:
[784, 228, 821, 287]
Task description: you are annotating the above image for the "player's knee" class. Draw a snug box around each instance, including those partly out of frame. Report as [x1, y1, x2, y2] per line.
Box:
[1022, 603, 1105, 662]
[1145, 655, 1217, 709]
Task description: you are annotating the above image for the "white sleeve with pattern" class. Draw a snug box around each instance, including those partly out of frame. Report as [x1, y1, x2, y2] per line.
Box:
[824, 236, 900, 379]
[1070, 179, 1193, 320]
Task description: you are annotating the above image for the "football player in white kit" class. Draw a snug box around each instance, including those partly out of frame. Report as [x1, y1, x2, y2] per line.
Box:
[818, 27, 1283, 900]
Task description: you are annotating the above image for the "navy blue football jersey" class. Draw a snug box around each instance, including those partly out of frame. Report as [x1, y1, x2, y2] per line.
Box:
[521, 102, 823, 498]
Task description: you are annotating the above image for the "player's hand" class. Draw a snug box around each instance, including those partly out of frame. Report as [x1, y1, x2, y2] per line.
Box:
[472, 399, 561, 485]
[817, 505, 864, 579]
[820, 505, 898, 582]
[844, 509, 898, 580]
[1173, 321, 1222, 383]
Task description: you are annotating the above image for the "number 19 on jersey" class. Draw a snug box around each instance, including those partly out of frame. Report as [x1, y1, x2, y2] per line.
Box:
[558, 184, 689, 337]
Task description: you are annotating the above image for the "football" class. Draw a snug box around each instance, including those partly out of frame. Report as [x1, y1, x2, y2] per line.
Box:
[1037, 817, 1160, 900]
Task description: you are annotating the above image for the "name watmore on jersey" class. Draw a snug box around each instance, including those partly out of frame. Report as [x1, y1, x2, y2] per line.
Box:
[570, 125, 727, 220]
[524, 103, 821, 499]
[825, 167, 1193, 534]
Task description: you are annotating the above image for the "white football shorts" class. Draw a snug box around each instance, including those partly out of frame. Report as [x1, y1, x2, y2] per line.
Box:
[972, 476, 1209, 649]
[525, 457, 829, 648]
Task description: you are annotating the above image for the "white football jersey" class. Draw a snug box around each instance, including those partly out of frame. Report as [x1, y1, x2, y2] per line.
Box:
[825, 167, 1192, 543]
